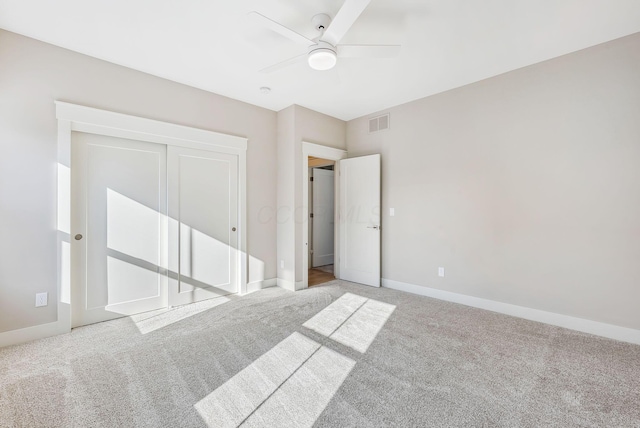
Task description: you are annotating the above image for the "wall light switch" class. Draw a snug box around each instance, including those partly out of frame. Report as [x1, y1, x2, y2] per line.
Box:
[438, 267, 445, 278]
[35, 292, 48, 307]
[390, 208, 395, 216]
[280, 260, 285, 269]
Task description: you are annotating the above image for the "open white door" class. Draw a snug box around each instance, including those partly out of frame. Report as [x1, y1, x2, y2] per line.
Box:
[311, 168, 335, 267]
[339, 154, 381, 287]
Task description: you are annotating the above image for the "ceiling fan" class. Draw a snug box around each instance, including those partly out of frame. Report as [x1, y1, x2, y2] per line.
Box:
[249, 0, 401, 73]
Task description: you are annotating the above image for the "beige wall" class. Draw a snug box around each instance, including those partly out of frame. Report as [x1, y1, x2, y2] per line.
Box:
[347, 33, 640, 330]
[0, 30, 277, 333]
[276, 105, 346, 289]
[276, 106, 296, 288]
[293, 106, 346, 283]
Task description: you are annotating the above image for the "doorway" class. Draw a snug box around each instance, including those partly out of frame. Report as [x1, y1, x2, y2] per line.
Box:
[308, 157, 335, 286]
[301, 142, 347, 289]
[301, 148, 382, 289]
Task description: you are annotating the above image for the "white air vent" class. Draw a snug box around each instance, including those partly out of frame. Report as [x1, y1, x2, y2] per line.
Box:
[368, 113, 390, 133]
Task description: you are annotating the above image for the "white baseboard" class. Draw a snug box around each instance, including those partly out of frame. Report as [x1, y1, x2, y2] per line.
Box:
[246, 278, 277, 294]
[0, 319, 70, 348]
[312, 256, 334, 268]
[277, 278, 296, 292]
[382, 278, 640, 346]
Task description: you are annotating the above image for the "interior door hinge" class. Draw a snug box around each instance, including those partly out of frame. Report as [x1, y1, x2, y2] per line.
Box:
[310, 213, 314, 218]
[310, 176, 314, 181]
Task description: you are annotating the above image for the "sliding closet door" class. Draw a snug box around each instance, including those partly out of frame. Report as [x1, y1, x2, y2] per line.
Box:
[71, 132, 168, 327]
[71, 133, 241, 326]
[168, 146, 239, 306]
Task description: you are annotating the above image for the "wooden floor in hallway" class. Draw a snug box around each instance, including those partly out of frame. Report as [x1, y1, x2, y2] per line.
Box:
[308, 264, 335, 286]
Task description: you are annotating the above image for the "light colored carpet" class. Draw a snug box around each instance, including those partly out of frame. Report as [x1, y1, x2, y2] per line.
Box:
[1, 280, 639, 427]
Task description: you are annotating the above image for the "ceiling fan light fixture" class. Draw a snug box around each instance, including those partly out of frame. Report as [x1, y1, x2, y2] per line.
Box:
[308, 47, 337, 71]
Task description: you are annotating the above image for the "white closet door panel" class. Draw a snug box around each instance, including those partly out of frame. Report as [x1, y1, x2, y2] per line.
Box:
[168, 147, 239, 306]
[72, 132, 168, 327]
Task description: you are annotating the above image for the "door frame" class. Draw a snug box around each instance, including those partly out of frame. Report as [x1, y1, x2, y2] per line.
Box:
[301, 142, 347, 289]
[56, 101, 248, 332]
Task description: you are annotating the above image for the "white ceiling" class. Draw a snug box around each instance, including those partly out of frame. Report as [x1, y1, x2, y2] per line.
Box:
[1, 0, 640, 120]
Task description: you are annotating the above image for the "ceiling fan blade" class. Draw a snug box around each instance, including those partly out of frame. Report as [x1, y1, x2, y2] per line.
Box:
[322, 0, 371, 46]
[248, 11, 314, 46]
[337, 44, 401, 58]
[260, 53, 307, 74]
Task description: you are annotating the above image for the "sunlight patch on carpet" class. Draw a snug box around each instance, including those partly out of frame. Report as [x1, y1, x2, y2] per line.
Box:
[195, 332, 354, 428]
[131, 296, 231, 334]
[303, 292, 396, 352]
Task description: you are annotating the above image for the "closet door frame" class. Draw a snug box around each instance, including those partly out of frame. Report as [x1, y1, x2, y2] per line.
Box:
[56, 101, 247, 334]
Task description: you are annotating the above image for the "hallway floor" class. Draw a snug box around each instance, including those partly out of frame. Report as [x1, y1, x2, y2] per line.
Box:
[308, 264, 334, 286]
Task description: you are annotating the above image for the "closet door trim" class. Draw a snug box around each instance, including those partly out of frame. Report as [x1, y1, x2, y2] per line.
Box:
[56, 102, 247, 335]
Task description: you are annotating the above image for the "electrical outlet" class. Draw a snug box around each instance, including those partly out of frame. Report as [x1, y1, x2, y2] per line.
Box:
[280, 260, 284, 269]
[438, 267, 445, 278]
[35, 292, 48, 307]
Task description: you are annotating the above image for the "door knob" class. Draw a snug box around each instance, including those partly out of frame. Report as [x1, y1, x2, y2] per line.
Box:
[366, 225, 380, 230]
[232, 227, 236, 232]
[74, 234, 83, 240]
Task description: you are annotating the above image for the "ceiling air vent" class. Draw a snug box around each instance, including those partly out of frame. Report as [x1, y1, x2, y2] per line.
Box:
[368, 113, 390, 133]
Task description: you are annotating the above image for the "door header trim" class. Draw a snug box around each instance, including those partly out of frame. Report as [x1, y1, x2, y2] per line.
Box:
[55, 101, 248, 153]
